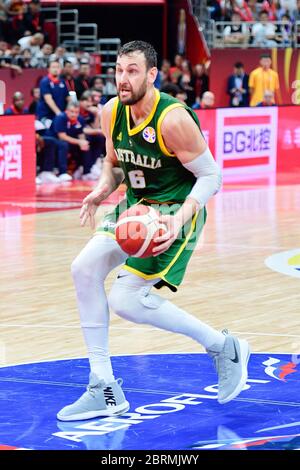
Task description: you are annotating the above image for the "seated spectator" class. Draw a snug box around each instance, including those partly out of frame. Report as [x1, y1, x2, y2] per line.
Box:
[0, 2, 7, 41]
[176, 89, 188, 104]
[4, 91, 28, 114]
[75, 60, 91, 99]
[256, 89, 276, 106]
[20, 47, 32, 68]
[79, 90, 105, 180]
[233, 0, 254, 21]
[227, 62, 249, 107]
[169, 54, 183, 84]
[193, 91, 215, 109]
[159, 59, 171, 88]
[47, 102, 89, 181]
[252, 10, 277, 47]
[102, 67, 117, 100]
[35, 119, 61, 184]
[6, 0, 27, 40]
[50, 45, 66, 68]
[61, 60, 75, 93]
[192, 63, 209, 108]
[33, 43, 53, 68]
[160, 82, 181, 97]
[91, 88, 104, 118]
[28, 86, 40, 114]
[275, 14, 293, 46]
[223, 12, 249, 46]
[18, 32, 44, 60]
[37, 59, 69, 124]
[24, 0, 45, 36]
[177, 59, 194, 106]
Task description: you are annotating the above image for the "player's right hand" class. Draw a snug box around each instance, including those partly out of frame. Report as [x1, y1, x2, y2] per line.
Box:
[79, 183, 109, 229]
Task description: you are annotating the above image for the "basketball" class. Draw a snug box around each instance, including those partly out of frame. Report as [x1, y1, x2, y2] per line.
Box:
[115, 204, 168, 258]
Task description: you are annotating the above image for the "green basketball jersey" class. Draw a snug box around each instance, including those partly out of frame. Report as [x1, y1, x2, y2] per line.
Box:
[111, 89, 201, 205]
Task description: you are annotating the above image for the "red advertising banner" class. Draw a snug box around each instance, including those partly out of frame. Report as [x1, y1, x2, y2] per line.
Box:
[277, 106, 300, 172]
[0, 115, 36, 199]
[34, 0, 165, 3]
[197, 105, 300, 178]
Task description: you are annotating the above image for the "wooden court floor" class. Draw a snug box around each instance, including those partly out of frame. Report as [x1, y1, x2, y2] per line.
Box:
[0, 181, 300, 367]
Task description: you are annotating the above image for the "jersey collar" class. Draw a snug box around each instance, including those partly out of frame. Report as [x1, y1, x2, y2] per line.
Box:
[126, 88, 160, 136]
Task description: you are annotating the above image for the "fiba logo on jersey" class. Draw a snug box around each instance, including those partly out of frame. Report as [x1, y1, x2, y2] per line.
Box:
[143, 127, 156, 143]
[265, 249, 300, 278]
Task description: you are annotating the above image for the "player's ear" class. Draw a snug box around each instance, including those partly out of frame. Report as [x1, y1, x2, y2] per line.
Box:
[148, 67, 158, 84]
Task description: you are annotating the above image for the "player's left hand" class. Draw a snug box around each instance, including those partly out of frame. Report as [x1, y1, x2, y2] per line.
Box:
[152, 214, 183, 256]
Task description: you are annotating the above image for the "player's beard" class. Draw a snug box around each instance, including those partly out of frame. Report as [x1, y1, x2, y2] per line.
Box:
[118, 77, 147, 105]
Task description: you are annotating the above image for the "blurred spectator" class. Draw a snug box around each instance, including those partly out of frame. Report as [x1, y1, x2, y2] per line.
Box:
[102, 67, 117, 100]
[252, 10, 277, 47]
[75, 60, 91, 99]
[256, 89, 276, 106]
[61, 60, 75, 93]
[91, 88, 104, 117]
[223, 12, 249, 46]
[79, 90, 105, 180]
[90, 75, 106, 104]
[33, 43, 53, 68]
[28, 86, 40, 114]
[159, 59, 171, 88]
[0, 2, 7, 41]
[160, 82, 181, 97]
[35, 120, 60, 184]
[6, 0, 27, 40]
[249, 53, 279, 106]
[193, 91, 215, 109]
[50, 46, 66, 68]
[4, 91, 28, 114]
[47, 101, 89, 181]
[233, 0, 254, 21]
[37, 59, 69, 122]
[176, 89, 187, 104]
[177, 59, 194, 106]
[18, 32, 44, 55]
[192, 64, 209, 109]
[169, 54, 183, 84]
[207, 0, 222, 20]
[20, 47, 32, 68]
[227, 62, 249, 107]
[24, 0, 45, 35]
[275, 14, 293, 46]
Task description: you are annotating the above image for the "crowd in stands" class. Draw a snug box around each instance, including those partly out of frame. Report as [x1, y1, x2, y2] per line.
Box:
[208, 0, 300, 47]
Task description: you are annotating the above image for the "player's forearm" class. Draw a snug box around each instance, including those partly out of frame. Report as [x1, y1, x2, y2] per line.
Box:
[44, 95, 61, 115]
[96, 161, 124, 194]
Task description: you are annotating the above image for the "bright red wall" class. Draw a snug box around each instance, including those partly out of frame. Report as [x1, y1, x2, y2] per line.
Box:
[0, 69, 46, 109]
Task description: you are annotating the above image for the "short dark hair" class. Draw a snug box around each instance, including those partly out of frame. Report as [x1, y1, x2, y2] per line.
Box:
[118, 40, 157, 69]
[260, 53, 271, 59]
[234, 62, 244, 68]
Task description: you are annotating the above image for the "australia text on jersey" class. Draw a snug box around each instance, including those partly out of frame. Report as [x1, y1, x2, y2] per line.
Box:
[115, 148, 162, 170]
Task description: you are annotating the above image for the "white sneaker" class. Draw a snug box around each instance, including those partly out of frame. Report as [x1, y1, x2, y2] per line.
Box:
[58, 173, 72, 182]
[73, 166, 83, 180]
[57, 373, 130, 421]
[81, 172, 98, 181]
[39, 171, 60, 184]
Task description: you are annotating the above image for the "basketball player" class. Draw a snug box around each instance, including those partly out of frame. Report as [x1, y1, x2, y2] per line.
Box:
[57, 41, 250, 421]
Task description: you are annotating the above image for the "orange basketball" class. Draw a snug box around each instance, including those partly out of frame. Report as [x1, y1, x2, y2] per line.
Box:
[115, 204, 168, 258]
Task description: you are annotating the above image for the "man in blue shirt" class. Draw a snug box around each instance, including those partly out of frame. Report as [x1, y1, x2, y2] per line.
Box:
[4, 92, 29, 115]
[37, 60, 69, 122]
[47, 102, 90, 181]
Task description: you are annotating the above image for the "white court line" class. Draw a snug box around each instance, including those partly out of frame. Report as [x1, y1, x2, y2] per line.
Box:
[0, 323, 300, 339]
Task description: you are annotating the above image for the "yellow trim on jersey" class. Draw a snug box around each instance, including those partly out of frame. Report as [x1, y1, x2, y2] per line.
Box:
[157, 103, 184, 157]
[122, 211, 199, 282]
[126, 88, 160, 136]
[110, 98, 119, 137]
[94, 230, 116, 240]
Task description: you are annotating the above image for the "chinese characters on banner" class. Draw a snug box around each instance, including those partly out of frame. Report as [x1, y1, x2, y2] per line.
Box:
[0, 134, 22, 181]
[196, 107, 280, 179]
[0, 115, 35, 198]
